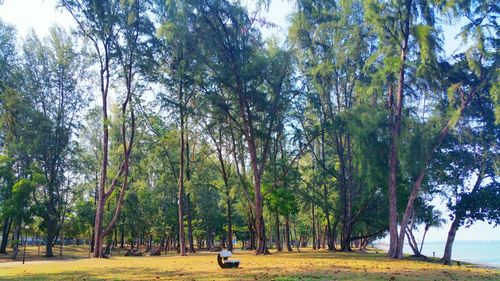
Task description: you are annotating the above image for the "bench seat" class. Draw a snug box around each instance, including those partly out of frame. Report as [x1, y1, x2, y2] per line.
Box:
[217, 250, 240, 268]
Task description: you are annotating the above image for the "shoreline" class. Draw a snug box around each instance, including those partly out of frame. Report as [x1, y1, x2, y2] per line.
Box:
[372, 242, 500, 269]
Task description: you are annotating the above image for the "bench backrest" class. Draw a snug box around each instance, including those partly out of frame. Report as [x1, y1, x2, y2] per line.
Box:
[219, 250, 232, 258]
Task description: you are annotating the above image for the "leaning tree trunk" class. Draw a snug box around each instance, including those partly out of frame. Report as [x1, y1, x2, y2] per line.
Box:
[406, 229, 421, 256]
[442, 216, 460, 265]
[419, 225, 429, 253]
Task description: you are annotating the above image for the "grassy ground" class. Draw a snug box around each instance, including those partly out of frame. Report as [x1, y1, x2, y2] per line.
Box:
[0, 244, 91, 263]
[0, 247, 498, 280]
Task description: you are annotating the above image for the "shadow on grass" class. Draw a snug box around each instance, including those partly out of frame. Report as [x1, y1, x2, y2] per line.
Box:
[0, 267, 218, 281]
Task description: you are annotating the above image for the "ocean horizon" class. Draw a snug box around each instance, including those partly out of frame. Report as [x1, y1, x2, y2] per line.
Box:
[374, 240, 500, 267]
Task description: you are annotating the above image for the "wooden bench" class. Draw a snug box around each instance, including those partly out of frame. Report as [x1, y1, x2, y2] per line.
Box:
[217, 250, 240, 268]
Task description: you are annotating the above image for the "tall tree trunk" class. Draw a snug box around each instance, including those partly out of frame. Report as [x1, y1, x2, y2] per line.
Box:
[10, 224, 20, 260]
[340, 201, 352, 252]
[90, 229, 95, 253]
[211, 126, 234, 252]
[185, 116, 195, 254]
[323, 204, 335, 251]
[316, 219, 321, 250]
[226, 190, 233, 252]
[388, 0, 411, 259]
[248, 214, 256, 250]
[235, 76, 270, 255]
[254, 202, 267, 254]
[285, 215, 292, 251]
[178, 80, 186, 256]
[93, 67, 110, 258]
[186, 194, 195, 253]
[332, 220, 339, 250]
[0, 217, 12, 253]
[321, 225, 327, 249]
[342, 136, 354, 252]
[89, 175, 97, 253]
[311, 203, 316, 250]
[275, 212, 282, 251]
[45, 223, 56, 257]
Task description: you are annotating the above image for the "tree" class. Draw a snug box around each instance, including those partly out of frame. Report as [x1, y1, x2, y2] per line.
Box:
[433, 51, 499, 264]
[205, 119, 236, 252]
[0, 20, 17, 93]
[290, 0, 386, 252]
[362, 0, 497, 258]
[364, 0, 441, 258]
[61, 0, 153, 257]
[156, 0, 204, 255]
[20, 26, 89, 257]
[0, 156, 14, 253]
[4, 177, 39, 259]
[194, 0, 290, 254]
[0, 20, 19, 254]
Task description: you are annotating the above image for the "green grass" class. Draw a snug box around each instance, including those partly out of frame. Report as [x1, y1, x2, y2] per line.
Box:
[0, 247, 498, 280]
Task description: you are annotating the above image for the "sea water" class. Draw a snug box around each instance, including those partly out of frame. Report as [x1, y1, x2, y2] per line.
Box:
[376, 240, 500, 267]
[415, 240, 500, 267]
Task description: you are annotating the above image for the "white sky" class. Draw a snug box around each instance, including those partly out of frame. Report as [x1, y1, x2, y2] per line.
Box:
[0, 0, 498, 242]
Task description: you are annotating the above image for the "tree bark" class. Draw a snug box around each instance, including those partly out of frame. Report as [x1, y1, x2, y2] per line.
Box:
[235, 74, 272, 255]
[247, 213, 256, 250]
[406, 228, 421, 256]
[316, 219, 321, 250]
[226, 191, 233, 252]
[92, 57, 110, 257]
[45, 223, 56, 257]
[186, 193, 195, 253]
[0, 217, 12, 253]
[275, 212, 282, 251]
[323, 204, 335, 251]
[285, 215, 292, 252]
[210, 126, 234, 252]
[419, 226, 429, 253]
[10, 225, 20, 260]
[178, 78, 186, 256]
[311, 204, 316, 250]
[441, 216, 459, 265]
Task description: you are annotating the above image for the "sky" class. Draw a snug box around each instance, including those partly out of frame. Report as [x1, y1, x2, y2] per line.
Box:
[0, 0, 498, 242]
